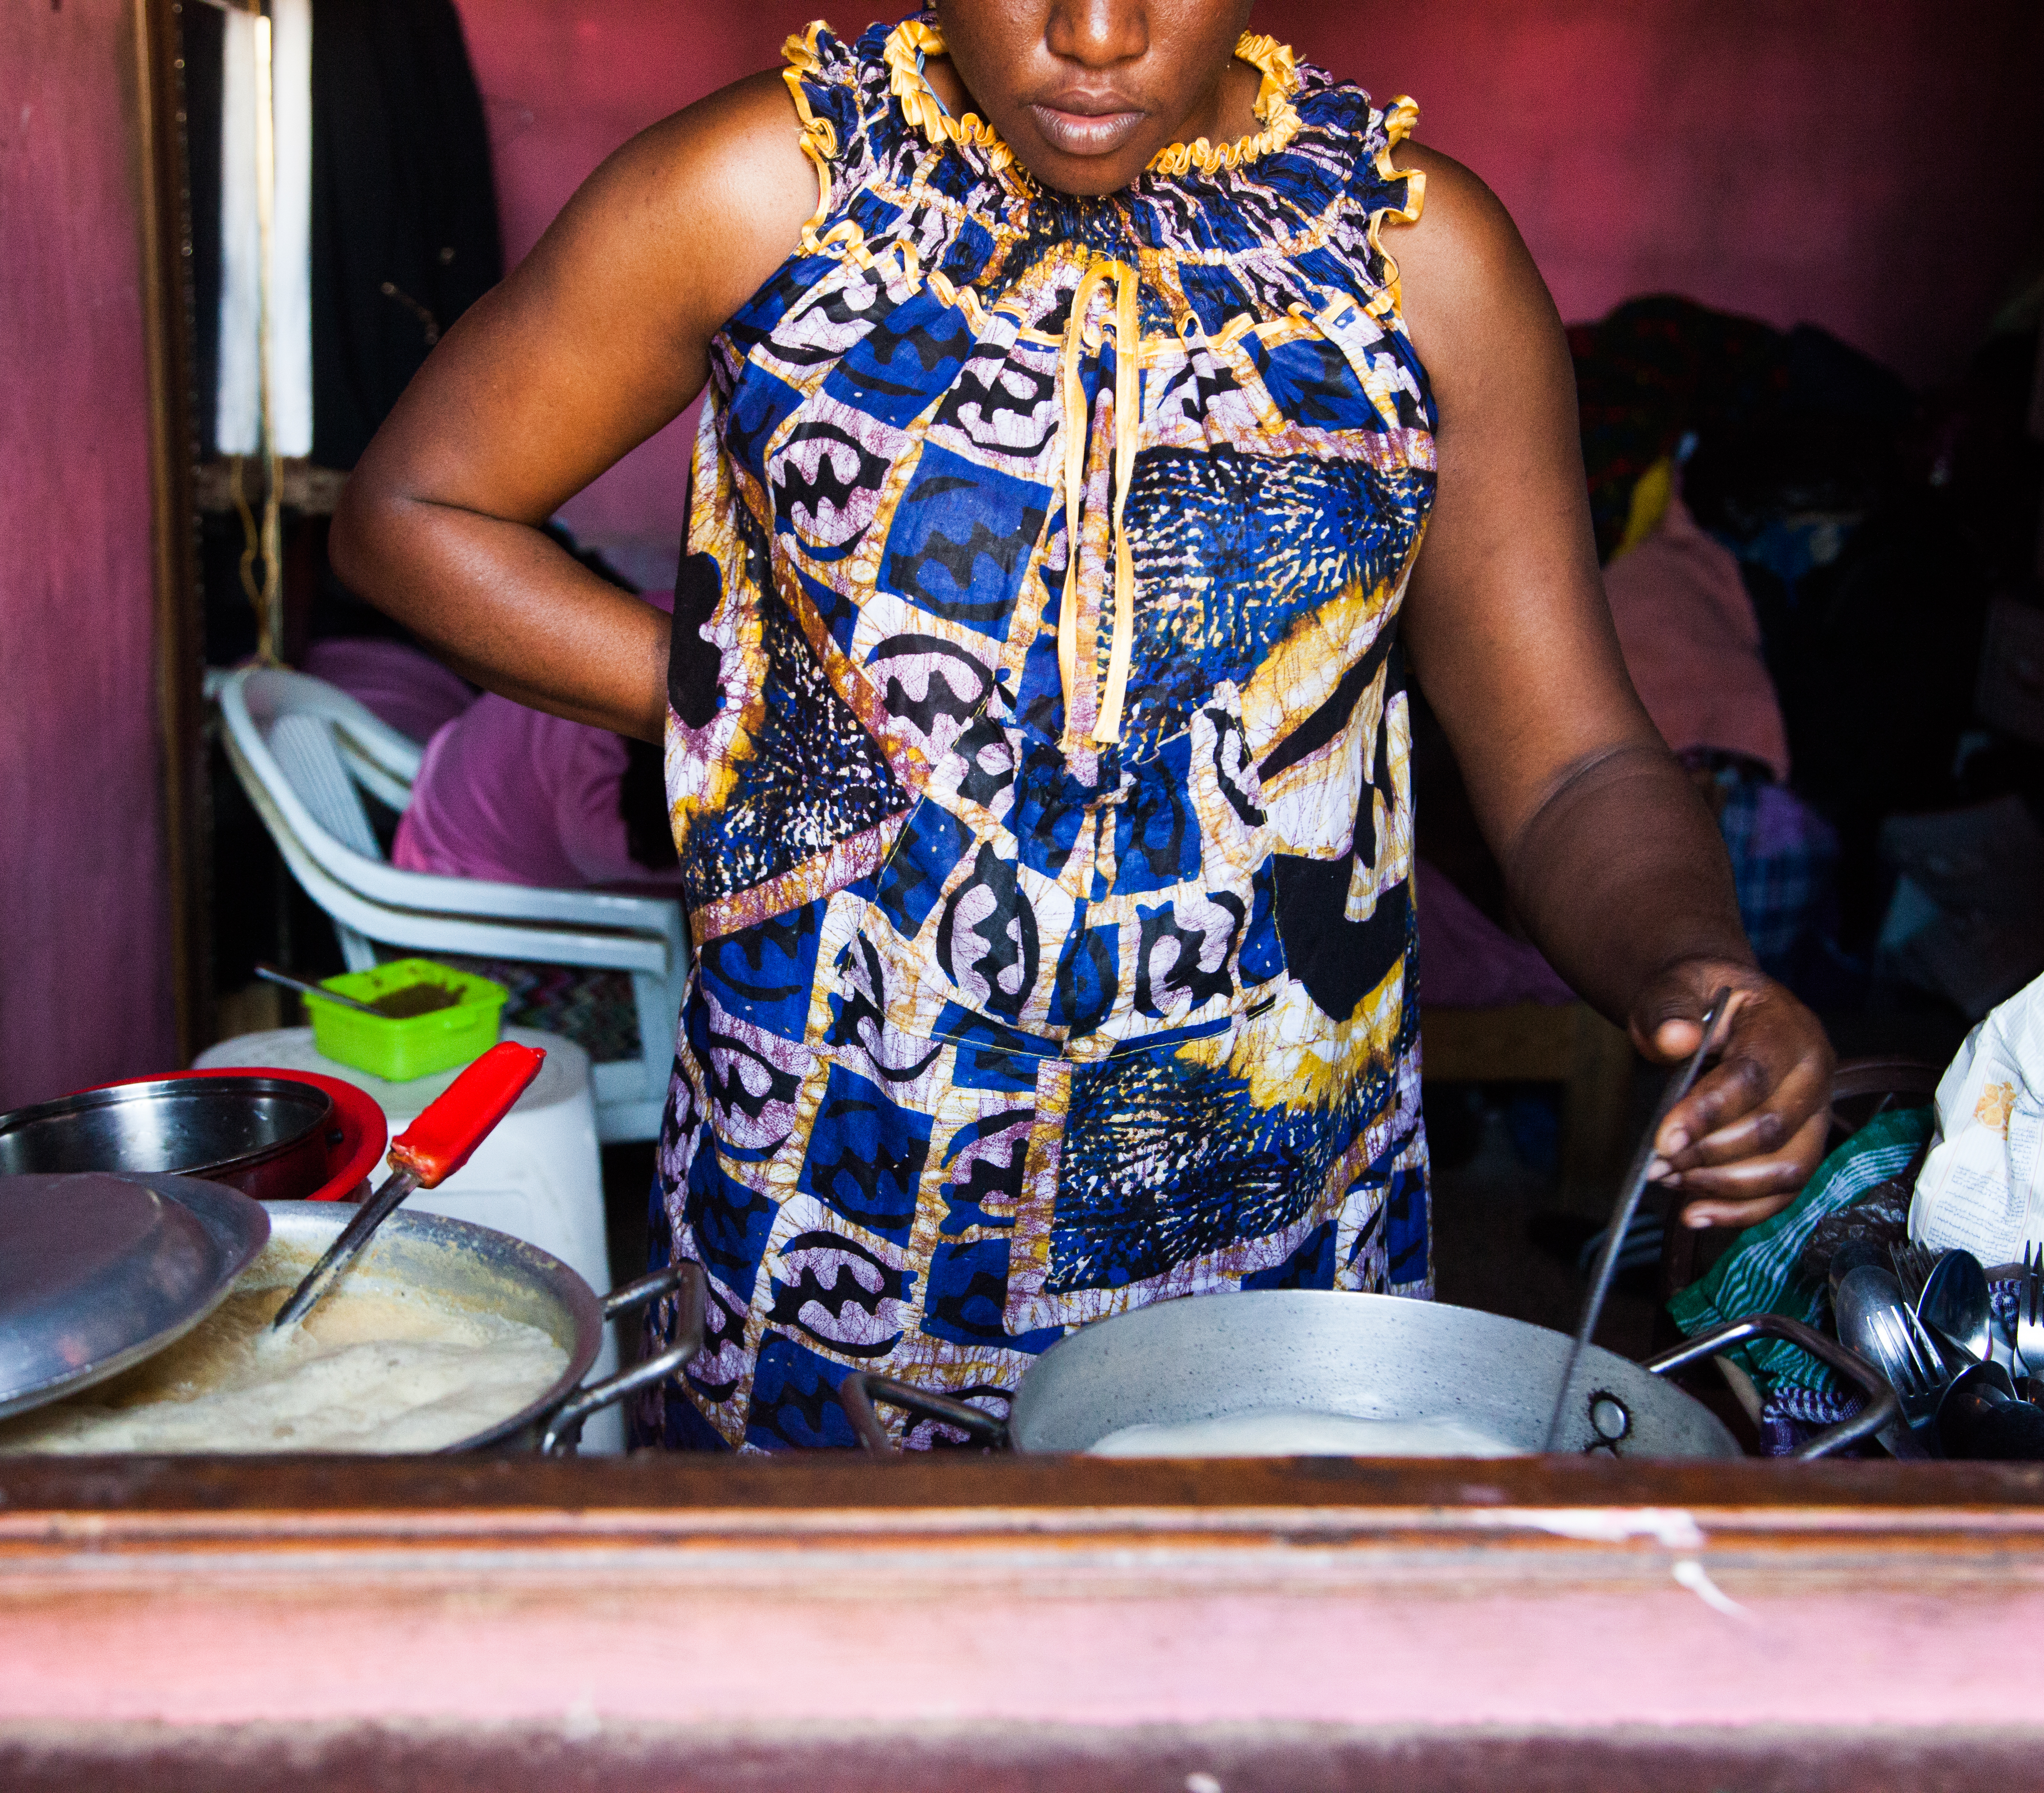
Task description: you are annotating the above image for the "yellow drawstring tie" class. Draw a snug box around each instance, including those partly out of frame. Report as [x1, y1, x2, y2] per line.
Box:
[1057, 259, 1141, 749]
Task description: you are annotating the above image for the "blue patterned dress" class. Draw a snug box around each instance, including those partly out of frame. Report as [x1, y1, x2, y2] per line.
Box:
[645, 18, 1438, 1450]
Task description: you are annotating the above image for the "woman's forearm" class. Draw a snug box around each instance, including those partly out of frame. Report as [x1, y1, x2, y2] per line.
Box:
[1497, 740, 1753, 1023]
[330, 491, 670, 744]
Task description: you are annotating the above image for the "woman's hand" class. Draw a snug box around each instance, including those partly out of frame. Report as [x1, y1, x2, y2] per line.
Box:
[1633, 961, 1836, 1231]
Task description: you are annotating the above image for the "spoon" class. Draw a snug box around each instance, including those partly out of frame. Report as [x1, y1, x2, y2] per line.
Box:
[270, 1040, 545, 1330]
[253, 962, 382, 1018]
[1918, 1248, 1994, 1372]
[1543, 987, 1730, 1452]
[1832, 1263, 1934, 1457]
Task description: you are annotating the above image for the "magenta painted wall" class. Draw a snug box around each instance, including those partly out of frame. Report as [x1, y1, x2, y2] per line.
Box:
[0, 0, 176, 1105]
[453, 0, 2044, 579]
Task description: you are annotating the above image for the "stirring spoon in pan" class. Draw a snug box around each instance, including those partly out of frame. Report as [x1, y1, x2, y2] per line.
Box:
[1542, 989, 1730, 1453]
[271, 1040, 545, 1331]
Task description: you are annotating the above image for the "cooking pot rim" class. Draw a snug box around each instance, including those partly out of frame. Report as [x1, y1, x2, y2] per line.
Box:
[260, 1200, 605, 1450]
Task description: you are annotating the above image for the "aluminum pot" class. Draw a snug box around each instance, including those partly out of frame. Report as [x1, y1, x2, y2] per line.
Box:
[841, 1290, 1896, 1462]
[0, 1077, 338, 1203]
[237, 1203, 702, 1455]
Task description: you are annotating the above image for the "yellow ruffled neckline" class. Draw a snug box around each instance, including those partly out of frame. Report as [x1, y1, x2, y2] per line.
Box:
[881, 19, 1304, 189]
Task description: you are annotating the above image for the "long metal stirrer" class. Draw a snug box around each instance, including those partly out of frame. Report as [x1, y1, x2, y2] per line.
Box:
[1541, 989, 1731, 1452]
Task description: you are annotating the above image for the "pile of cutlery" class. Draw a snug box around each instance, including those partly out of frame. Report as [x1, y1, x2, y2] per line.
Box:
[1833, 1239, 2044, 1458]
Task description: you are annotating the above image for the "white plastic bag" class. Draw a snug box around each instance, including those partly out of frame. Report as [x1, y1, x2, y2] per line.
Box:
[1910, 972, 2044, 1262]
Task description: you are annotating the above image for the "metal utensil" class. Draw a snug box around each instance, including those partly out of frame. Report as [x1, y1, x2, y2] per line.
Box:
[1542, 988, 1730, 1452]
[1890, 1238, 1935, 1306]
[253, 962, 383, 1017]
[2016, 1243, 2044, 1380]
[1864, 1305, 1947, 1450]
[1832, 1264, 1932, 1456]
[270, 1041, 545, 1330]
[1937, 1360, 2044, 1460]
[1919, 1248, 1994, 1372]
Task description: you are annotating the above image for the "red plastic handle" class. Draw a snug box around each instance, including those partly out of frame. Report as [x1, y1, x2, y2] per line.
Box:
[386, 1041, 545, 1187]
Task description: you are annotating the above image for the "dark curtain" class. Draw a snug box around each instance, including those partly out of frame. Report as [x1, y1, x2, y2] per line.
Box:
[310, 0, 502, 473]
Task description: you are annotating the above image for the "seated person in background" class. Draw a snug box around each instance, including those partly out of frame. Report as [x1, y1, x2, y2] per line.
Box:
[391, 591, 682, 893]
[302, 635, 477, 748]
[1416, 481, 1836, 1011]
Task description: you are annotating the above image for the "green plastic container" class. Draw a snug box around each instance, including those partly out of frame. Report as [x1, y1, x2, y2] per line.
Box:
[307, 958, 508, 1083]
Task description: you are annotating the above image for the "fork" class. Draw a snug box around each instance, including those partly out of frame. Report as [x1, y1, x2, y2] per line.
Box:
[1891, 1238, 1937, 1306]
[2016, 1243, 2044, 1387]
[1869, 1304, 1947, 1443]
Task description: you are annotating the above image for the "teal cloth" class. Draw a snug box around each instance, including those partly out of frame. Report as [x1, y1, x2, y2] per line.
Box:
[1666, 1106, 1935, 1401]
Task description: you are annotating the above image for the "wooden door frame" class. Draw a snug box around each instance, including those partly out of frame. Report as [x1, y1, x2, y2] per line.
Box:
[132, 0, 210, 1064]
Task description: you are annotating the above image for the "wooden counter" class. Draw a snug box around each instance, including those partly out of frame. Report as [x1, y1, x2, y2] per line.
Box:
[3, 1452, 2041, 1787]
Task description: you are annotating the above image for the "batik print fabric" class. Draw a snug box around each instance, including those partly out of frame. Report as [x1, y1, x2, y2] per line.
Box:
[646, 18, 1439, 1451]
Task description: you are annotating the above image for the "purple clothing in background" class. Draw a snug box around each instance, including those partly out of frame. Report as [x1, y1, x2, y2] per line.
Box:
[302, 637, 476, 748]
[391, 592, 680, 892]
[1413, 858, 1575, 1009]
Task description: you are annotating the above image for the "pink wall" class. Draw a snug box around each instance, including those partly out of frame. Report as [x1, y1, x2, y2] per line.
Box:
[0, 0, 177, 1106]
[454, 0, 2044, 585]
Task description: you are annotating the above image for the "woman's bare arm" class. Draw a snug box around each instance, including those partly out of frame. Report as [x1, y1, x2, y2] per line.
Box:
[1389, 146, 1834, 1227]
[328, 72, 816, 742]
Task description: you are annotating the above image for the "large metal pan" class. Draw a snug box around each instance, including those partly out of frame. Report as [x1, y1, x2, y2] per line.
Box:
[1, 1200, 703, 1457]
[841, 1290, 1896, 1462]
[257, 1203, 705, 1454]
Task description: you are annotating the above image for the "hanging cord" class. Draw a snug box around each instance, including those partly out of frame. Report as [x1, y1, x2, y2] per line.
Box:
[230, 454, 267, 654]
[1057, 260, 1141, 748]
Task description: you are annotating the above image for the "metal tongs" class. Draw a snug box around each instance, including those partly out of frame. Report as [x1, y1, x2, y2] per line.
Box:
[271, 1040, 546, 1330]
[1542, 989, 1731, 1451]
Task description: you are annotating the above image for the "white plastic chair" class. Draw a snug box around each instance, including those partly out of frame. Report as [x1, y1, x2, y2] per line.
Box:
[213, 665, 686, 1143]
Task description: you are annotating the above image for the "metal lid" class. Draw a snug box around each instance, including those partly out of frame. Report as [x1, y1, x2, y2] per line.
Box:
[0, 1172, 271, 1421]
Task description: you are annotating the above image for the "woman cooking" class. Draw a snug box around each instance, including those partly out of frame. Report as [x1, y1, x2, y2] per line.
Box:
[331, 1, 1836, 1450]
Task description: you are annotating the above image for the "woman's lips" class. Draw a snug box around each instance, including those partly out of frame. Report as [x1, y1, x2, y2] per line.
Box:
[1026, 100, 1146, 158]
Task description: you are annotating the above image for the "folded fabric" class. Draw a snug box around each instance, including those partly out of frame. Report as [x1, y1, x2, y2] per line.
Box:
[1712, 768, 1840, 972]
[1666, 1105, 1935, 1430]
[1604, 495, 1790, 781]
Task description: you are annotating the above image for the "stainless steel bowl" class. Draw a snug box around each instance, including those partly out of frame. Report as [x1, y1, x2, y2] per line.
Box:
[0, 1076, 337, 1201]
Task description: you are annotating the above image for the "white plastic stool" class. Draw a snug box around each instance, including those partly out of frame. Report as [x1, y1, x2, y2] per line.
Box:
[194, 1025, 624, 1453]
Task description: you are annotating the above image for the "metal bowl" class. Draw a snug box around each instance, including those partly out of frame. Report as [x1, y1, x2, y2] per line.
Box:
[0, 1076, 338, 1201]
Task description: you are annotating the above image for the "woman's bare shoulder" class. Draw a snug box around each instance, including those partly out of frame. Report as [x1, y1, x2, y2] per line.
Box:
[1377, 141, 1567, 394]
